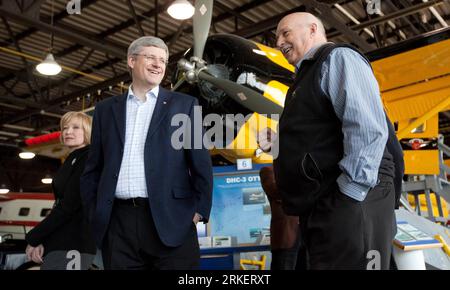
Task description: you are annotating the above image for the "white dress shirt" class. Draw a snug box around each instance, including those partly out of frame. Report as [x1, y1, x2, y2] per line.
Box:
[115, 85, 159, 199]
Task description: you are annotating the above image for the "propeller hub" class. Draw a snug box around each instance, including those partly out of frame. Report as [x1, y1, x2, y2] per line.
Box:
[190, 56, 206, 68]
[185, 70, 197, 83]
[177, 58, 195, 72]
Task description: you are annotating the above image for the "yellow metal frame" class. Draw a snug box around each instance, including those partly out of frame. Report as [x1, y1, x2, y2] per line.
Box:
[240, 255, 266, 270]
[397, 96, 450, 140]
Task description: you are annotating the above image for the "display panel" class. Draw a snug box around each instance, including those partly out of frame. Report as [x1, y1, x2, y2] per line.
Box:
[208, 165, 271, 245]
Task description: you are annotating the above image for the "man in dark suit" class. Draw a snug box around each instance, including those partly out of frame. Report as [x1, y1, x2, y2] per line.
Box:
[80, 36, 213, 270]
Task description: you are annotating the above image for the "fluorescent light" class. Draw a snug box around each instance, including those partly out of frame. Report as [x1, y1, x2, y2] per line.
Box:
[19, 151, 35, 159]
[422, 0, 449, 28]
[0, 188, 9, 194]
[41, 177, 52, 184]
[3, 124, 35, 132]
[0, 102, 25, 110]
[167, 0, 195, 20]
[36, 53, 62, 76]
[0, 184, 9, 194]
[40, 110, 62, 118]
[334, 4, 374, 38]
[0, 130, 19, 137]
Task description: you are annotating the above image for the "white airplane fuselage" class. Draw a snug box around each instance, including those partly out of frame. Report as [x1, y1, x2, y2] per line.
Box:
[0, 193, 54, 240]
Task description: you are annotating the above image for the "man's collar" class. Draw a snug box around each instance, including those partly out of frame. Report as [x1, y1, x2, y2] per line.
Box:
[128, 85, 159, 101]
[295, 42, 333, 72]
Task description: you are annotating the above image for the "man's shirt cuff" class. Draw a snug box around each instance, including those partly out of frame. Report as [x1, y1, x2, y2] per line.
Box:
[336, 173, 371, 202]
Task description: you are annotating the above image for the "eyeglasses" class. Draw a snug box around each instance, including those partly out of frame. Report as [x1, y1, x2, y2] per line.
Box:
[133, 54, 168, 65]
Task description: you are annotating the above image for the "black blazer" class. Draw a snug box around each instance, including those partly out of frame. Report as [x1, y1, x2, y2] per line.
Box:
[26, 146, 96, 255]
[80, 88, 213, 248]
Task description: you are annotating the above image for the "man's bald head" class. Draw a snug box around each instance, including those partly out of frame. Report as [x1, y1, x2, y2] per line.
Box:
[279, 13, 327, 37]
[276, 12, 327, 65]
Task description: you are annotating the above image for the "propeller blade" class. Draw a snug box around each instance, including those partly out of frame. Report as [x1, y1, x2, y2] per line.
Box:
[198, 70, 283, 115]
[172, 75, 186, 91]
[193, 0, 213, 58]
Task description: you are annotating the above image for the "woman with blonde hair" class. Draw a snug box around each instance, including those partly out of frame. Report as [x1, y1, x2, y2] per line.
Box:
[25, 111, 96, 270]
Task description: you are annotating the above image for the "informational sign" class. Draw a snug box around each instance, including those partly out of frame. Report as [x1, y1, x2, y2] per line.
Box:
[209, 166, 271, 244]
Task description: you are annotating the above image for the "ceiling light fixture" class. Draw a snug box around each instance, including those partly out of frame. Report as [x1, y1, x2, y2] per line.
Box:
[36, 53, 62, 76]
[167, 0, 195, 20]
[0, 130, 19, 137]
[36, 0, 61, 76]
[0, 184, 9, 194]
[41, 174, 53, 185]
[19, 151, 36, 159]
[3, 124, 35, 132]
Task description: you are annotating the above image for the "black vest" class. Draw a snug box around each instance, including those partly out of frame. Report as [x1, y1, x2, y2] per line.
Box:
[274, 43, 400, 216]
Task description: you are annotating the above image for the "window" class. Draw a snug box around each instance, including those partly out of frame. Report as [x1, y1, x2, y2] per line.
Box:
[409, 118, 425, 134]
[18, 207, 30, 216]
[40, 208, 52, 217]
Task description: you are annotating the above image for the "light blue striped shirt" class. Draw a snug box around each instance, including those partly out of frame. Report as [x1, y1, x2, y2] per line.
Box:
[296, 44, 388, 201]
[115, 85, 159, 199]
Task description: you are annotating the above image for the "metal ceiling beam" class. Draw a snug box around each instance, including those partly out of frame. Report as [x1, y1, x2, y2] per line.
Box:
[0, 7, 127, 59]
[105, 54, 118, 77]
[126, 0, 145, 36]
[0, 72, 131, 125]
[327, 0, 445, 38]
[0, 0, 98, 48]
[221, 0, 273, 17]
[154, 0, 159, 37]
[98, 1, 171, 39]
[0, 83, 19, 98]
[363, 15, 450, 45]
[214, 1, 254, 26]
[214, 0, 277, 41]
[167, 21, 188, 49]
[0, 95, 43, 109]
[1, 16, 41, 102]
[13, 55, 123, 102]
[58, 48, 95, 96]
[385, 0, 420, 35]
[233, 6, 306, 39]
[397, 0, 433, 32]
[301, 0, 374, 51]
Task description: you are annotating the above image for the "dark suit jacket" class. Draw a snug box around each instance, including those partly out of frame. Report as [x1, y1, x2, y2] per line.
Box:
[26, 146, 96, 255]
[385, 115, 405, 209]
[80, 88, 213, 248]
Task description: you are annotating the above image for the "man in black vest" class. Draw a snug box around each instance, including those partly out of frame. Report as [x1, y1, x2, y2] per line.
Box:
[273, 12, 403, 270]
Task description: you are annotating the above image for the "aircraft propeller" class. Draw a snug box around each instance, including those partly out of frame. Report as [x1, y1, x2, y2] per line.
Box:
[173, 0, 283, 115]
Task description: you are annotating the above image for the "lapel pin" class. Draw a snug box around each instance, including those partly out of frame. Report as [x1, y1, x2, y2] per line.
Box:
[163, 101, 167, 105]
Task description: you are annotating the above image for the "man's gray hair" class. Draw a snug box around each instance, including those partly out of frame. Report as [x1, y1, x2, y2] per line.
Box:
[127, 36, 169, 60]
